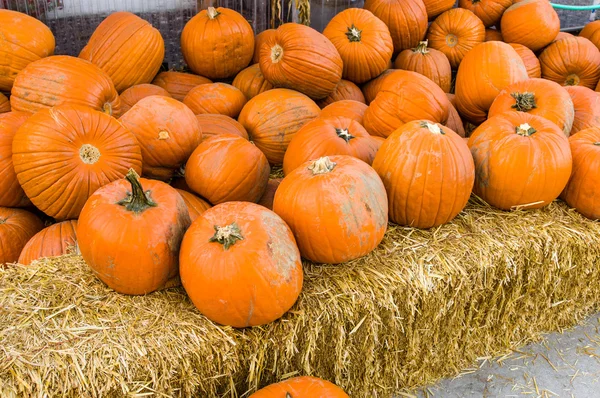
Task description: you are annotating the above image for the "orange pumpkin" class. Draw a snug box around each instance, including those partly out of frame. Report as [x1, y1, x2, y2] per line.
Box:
[555, 32, 575, 42]
[0, 9, 55, 92]
[361, 69, 396, 104]
[455, 41, 528, 124]
[12, 104, 142, 220]
[185, 135, 270, 204]
[18, 220, 78, 265]
[320, 100, 368, 123]
[152, 71, 212, 101]
[253, 29, 276, 64]
[232, 64, 274, 99]
[181, 7, 254, 79]
[539, 37, 600, 90]
[79, 12, 164, 92]
[259, 23, 343, 100]
[196, 114, 249, 141]
[0, 207, 44, 265]
[509, 43, 541, 78]
[250, 376, 349, 398]
[119, 84, 171, 114]
[597, 79, 600, 92]
[459, 0, 513, 28]
[427, 8, 486, 69]
[183, 83, 247, 118]
[238, 88, 320, 164]
[423, 0, 455, 20]
[179, 201, 303, 327]
[0, 93, 10, 113]
[120, 96, 201, 181]
[579, 20, 600, 51]
[175, 189, 211, 222]
[394, 40, 452, 93]
[484, 28, 503, 42]
[10, 55, 121, 117]
[257, 178, 282, 211]
[373, 121, 474, 228]
[322, 8, 394, 84]
[0, 112, 30, 207]
[316, 79, 366, 108]
[446, 99, 467, 137]
[565, 86, 600, 135]
[467, 113, 572, 210]
[78, 169, 190, 295]
[488, 78, 575, 136]
[500, 0, 560, 52]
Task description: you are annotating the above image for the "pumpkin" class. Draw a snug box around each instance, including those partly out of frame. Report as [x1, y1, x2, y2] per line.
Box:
[363, 0, 428, 54]
[458, 0, 513, 28]
[259, 23, 343, 100]
[0, 93, 10, 113]
[257, 178, 282, 211]
[185, 135, 270, 204]
[181, 7, 254, 79]
[423, 0, 455, 20]
[320, 100, 368, 123]
[79, 12, 164, 93]
[467, 113, 572, 210]
[119, 96, 201, 181]
[238, 88, 320, 164]
[322, 8, 394, 84]
[0, 9, 55, 92]
[119, 84, 171, 114]
[316, 79, 366, 108]
[10, 55, 121, 117]
[539, 37, 600, 90]
[232, 64, 274, 99]
[12, 104, 143, 220]
[0, 112, 30, 207]
[565, 86, 600, 135]
[179, 201, 303, 328]
[597, 79, 600, 93]
[488, 78, 575, 136]
[196, 114, 249, 141]
[509, 43, 541, 78]
[500, 0, 560, 52]
[274, 155, 387, 264]
[175, 189, 211, 222]
[484, 28, 503, 42]
[427, 9, 486, 69]
[283, 116, 381, 175]
[0, 207, 44, 265]
[78, 169, 190, 295]
[446, 99, 467, 137]
[253, 29, 276, 64]
[394, 40, 452, 93]
[183, 83, 247, 118]
[373, 121, 474, 228]
[361, 69, 396, 104]
[249, 376, 349, 398]
[579, 20, 600, 51]
[152, 71, 212, 101]
[18, 220, 78, 265]
[455, 41, 528, 124]
[555, 32, 575, 42]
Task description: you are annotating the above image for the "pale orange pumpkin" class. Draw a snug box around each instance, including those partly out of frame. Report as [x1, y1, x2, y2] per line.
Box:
[565, 86, 600, 135]
[119, 84, 171, 114]
[361, 69, 396, 104]
[232, 64, 274, 100]
[509, 43, 541, 78]
[501, 0, 560, 52]
[580, 20, 600, 51]
[459, 0, 513, 28]
[316, 79, 366, 108]
[183, 83, 247, 118]
[320, 100, 368, 123]
[196, 114, 249, 141]
[152, 71, 212, 101]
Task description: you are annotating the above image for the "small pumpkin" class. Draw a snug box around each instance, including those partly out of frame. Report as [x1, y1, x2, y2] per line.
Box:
[152, 71, 212, 101]
[183, 83, 247, 118]
[509, 43, 541, 78]
[539, 37, 600, 90]
[459, 0, 513, 28]
[484, 28, 503, 42]
[249, 376, 349, 398]
[196, 114, 249, 141]
[18, 220, 78, 265]
[423, 0, 455, 20]
[0, 112, 31, 207]
[257, 178, 282, 211]
[320, 100, 368, 123]
[361, 69, 396, 104]
[175, 189, 211, 222]
[0, 207, 44, 265]
[394, 40, 452, 93]
[253, 29, 276, 64]
[0, 93, 10, 113]
[500, 0, 560, 52]
[316, 79, 366, 108]
[232, 64, 274, 100]
[579, 20, 600, 52]
[565, 86, 600, 135]
[119, 84, 172, 114]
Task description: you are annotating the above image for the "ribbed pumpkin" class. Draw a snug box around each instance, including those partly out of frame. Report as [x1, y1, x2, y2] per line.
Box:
[500, 0, 560, 52]
[565, 86, 600, 135]
[459, 0, 513, 28]
[12, 105, 143, 220]
[232, 64, 274, 99]
[175, 189, 211, 222]
[580, 20, 600, 51]
[179, 201, 303, 328]
[555, 32, 575, 42]
[78, 169, 190, 295]
[361, 69, 396, 104]
[446, 99, 467, 137]
[373, 121, 474, 228]
[455, 41, 528, 124]
[283, 116, 381, 175]
[119, 96, 201, 181]
[467, 113, 572, 210]
[0, 207, 44, 265]
[423, 0, 455, 20]
[0, 112, 30, 208]
[181, 7, 254, 79]
[427, 8, 486, 69]
[316, 79, 366, 108]
[484, 28, 503, 42]
[79, 12, 164, 93]
[183, 83, 247, 118]
[0, 93, 10, 113]
[488, 78, 574, 136]
[238, 89, 320, 164]
[249, 376, 349, 398]
[363, 0, 428, 54]
[10, 56, 121, 117]
[185, 135, 270, 204]
[119, 84, 171, 114]
[152, 71, 212, 101]
[196, 114, 249, 141]
[18, 220, 78, 265]
[320, 100, 368, 123]
[257, 178, 282, 211]
[394, 40, 452, 92]
[322, 8, 394, 84]
[259, 23, 343, 100]
[509, 43, 541, 78]
[253, 29, 276, 64]
[0, 9, 55, 92]
[274, 155, 388, 264]
[539, 37, 600, 90]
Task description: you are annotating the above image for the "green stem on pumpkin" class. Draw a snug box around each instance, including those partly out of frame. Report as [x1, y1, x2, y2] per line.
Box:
[515, 123, 537, 136]
[117, 169, 158, 213]
[413, 40, 430, 54]
[209, 223, 244, 250]
[336, 128, 355, 143]
[511, 92, 537, 112]
[345, 24, 362, 42]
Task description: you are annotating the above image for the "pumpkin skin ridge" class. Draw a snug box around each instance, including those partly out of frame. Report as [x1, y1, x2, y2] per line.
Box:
[183, 82, 247, 118]
[18, 220, 78, 265]
[232, 64, 274, 99]
[0, 207, 44, 265]
[0, 111, 31, 207]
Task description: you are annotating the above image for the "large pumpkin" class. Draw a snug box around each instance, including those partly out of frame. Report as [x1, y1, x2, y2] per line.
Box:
[179, 201, 303, 328]
[238, 89, 320, 164]
[0, 112, 31, 207]
[423, 0, 455, 20]
[196, 114, 249, 141]
[273, 155, 388, 264]
[394, 40, 452, 93]
[458, 0, 513, 28]
[79, 12, 164, 93]
[18, 220, 78, 265]
[175, 189, 211, 222]
[509, 43, 541, 79]
[249, 376, 349, 398]
[78, 169, 190, 295]
[0, 9, 55, 92]
[565, 86, 600, 135]
[0, 93, 10, 113]
[119, 84, 171, 114]
[539, 37, 600, 90]
[316, 79, 366, 108]
[0, 207, 44, 265]
[181, 7, 254, 79]
[10, 55, 121, 117]
[580, 20, 600, 52]
[500, 0, 560, 52]
[320, 100, 368, 123]
[232, 64, 274, 100]
[467, 112, 572, 210]
[151, 71, 212, 101]
[253, 29, 276, 64]
[183, 83, 247, 118]
[12, 104, 142, 220]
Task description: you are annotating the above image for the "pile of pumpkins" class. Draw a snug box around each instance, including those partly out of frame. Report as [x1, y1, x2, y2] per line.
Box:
[1, 0, 600, 394]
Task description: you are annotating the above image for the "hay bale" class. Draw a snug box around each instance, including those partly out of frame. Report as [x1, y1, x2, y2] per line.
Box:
[2, 198, 600, 397]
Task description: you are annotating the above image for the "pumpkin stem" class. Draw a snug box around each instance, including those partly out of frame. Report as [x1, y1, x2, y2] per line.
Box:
[565, 74, 580, 86]
[445, 34, 458, 48]
[158, 130, 170, 140]
[336, 128, 355, 143]
[79, 144, 101, 164]
[117, 168, 158, 213]
[308, 156, 336, 175]
[420, 121, 444, 135]
[594, 142, 600, 146]
[515, 123, 537, 136]
[209, 222, 244, 250]
[286, 393, 293, 398]
[271, 44, 284, 64]
[345, 24, 362, 42]
[102, 102, 113, 116]
[414, 40, 429, 54]
[207, 6, 220, 19]
[511, 92, 537, 112]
